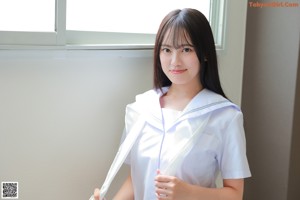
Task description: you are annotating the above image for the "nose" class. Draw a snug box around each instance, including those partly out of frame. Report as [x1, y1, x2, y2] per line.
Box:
[170, 51, 182, 67]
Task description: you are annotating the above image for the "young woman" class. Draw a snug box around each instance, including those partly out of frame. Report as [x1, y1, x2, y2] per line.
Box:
[93, 8, 251, 200]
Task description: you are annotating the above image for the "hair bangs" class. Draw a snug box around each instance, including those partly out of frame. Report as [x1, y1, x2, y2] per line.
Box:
[162, 20, 193, 48]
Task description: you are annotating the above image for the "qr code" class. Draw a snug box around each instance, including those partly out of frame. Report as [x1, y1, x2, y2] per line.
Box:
[1, 182, 18, 199]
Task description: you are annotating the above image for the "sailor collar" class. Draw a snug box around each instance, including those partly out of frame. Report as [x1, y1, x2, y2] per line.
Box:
[133, 87, 238, 120]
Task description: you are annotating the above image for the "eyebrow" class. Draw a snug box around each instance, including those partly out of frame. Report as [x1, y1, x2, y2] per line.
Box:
[161, 44, 194, 48]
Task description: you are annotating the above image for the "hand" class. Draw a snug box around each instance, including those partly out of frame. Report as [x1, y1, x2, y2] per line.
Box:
[93, 188, 100, 200]
[155, 172, 190, 200]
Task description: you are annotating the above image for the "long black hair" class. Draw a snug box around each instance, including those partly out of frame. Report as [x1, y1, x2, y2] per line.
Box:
[153, 8, 226, 98]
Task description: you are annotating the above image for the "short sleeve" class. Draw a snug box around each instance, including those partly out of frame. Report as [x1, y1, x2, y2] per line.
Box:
[219, 111, 251, 179]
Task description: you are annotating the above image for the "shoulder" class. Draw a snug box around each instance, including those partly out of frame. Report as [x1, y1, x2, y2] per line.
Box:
[213, 105, 243, 123]
[199, 89, 243, 125]
[183, 89, 241, 118]
[135, 88, 160, 101]
[125, 88, 162, 114]
[208, 103, 244, 136]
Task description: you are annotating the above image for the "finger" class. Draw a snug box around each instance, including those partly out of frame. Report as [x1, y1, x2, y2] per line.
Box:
[93, 188, 100, 200]
[155, 174, 171, 182]
[155, 181, 169, 190]
[155, 185, 171, 196]
[156, 191, 169, 200]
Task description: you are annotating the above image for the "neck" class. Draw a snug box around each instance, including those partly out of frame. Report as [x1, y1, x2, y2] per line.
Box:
[167, 83, 203, 99]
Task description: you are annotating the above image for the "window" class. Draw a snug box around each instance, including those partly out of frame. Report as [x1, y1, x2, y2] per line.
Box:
[67, 0, 210, 34]
[0, 0, 65, 45]
[0, 0, 226, 49]
[66, 0, 213, 46]
[0, 0, 55, 32]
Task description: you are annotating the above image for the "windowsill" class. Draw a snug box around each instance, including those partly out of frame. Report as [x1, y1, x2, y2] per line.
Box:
[0, 44, 154, 50]
[0, 44, 155, 59]
[0, 43, 224, 55]
[66, 44, 154, 50]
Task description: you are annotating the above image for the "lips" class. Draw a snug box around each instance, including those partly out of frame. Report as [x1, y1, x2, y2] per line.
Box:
[169, 69, 187, 74]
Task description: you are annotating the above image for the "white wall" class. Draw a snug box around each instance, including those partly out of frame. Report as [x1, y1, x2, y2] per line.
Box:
[218, 0, 248, 105]
[0, 50, 153, 200]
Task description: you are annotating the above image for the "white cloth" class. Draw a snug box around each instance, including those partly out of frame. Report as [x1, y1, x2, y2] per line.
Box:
[161, 108, 181, 129]
[122, 87, 251, 200]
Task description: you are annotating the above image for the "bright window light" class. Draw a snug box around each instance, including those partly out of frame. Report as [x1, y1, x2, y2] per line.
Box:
[0, 0, 228, 47]
[67, 0, 211, 34]
[0, 0, 55, 32]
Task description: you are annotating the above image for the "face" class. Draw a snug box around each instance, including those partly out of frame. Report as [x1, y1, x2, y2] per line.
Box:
[159, 30, 202, 88]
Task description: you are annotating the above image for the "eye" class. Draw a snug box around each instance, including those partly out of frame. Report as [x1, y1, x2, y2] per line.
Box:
[182, 47, 193, 53]
[161, 47, 171, 53]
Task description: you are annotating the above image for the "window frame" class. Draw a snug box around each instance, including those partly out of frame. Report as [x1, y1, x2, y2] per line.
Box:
[210, 0, 227, 50]
[0, 0, 66, 46]
[0, 0, 226, 50]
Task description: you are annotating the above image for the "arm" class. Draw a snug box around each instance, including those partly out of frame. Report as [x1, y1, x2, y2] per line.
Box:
[113, 174, 134, 200]
[155, 175, 244, 200]
[94, 174, 134, 200]
[188, 179, 244, 200]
